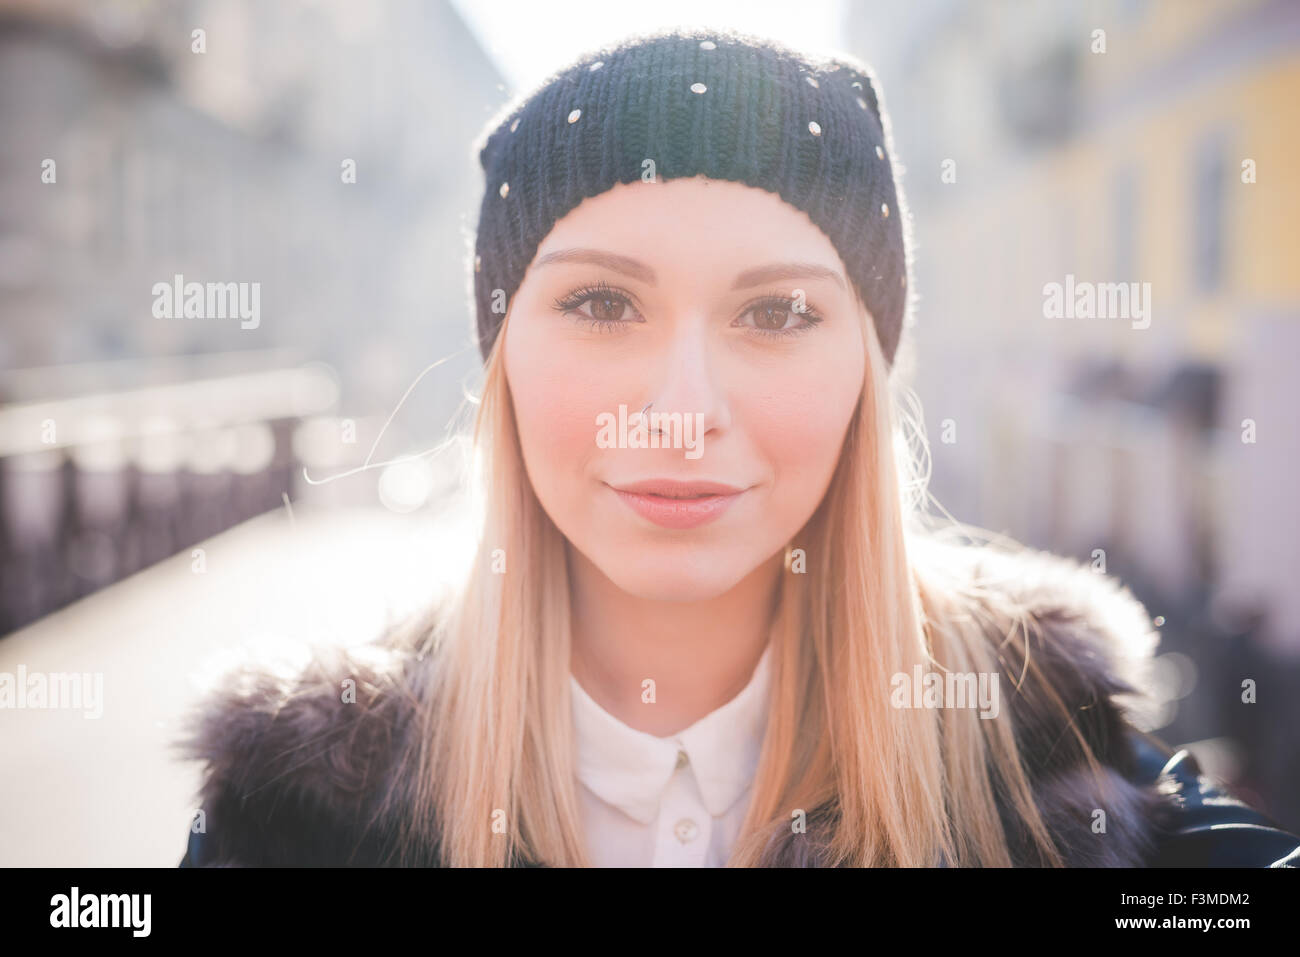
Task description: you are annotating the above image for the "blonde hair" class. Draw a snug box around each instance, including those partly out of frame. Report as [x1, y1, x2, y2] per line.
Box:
[396, 299, 1101, 867]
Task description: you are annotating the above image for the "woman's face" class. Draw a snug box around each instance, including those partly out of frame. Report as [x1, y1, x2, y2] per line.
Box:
[503, 176, 867, 602]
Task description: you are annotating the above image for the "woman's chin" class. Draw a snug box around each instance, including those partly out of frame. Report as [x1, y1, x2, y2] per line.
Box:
[595, 555, 749, 603]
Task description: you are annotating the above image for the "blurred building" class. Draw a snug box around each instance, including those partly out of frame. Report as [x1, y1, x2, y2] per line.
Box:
[850, 0, 1300, 824]
[0, 0, 504, 630]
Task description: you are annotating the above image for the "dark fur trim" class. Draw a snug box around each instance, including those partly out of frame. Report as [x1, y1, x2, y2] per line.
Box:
[938, 539, 1169, 866]
[174, 540, 1176, 867]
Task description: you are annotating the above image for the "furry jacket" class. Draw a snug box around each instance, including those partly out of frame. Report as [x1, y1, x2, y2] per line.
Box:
[174, 539, 1300, 867]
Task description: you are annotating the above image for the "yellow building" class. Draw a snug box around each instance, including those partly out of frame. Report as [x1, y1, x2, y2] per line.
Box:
[854, 0, 1300, 653]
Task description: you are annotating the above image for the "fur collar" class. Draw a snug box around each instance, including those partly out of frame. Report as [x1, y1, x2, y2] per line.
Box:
[175, 538, 1174, 867]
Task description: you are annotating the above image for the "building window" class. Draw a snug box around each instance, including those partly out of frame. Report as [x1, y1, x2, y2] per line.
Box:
[1192, 129, 1227, 294]
[1113, 164, 1137, 279]
[1119, 0, 1149, 23]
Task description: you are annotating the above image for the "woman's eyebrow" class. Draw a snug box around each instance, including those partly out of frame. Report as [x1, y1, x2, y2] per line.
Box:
[732, 262, 847, 292]
[532, 248, 654, 283]
[532, 248, 846, 292]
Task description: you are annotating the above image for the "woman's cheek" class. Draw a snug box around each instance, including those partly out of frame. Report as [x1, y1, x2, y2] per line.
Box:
[751, 360, 859, 502]
[515, 360, 610, 497]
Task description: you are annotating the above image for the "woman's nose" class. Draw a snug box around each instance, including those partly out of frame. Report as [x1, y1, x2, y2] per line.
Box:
[639, 322, 732, 439]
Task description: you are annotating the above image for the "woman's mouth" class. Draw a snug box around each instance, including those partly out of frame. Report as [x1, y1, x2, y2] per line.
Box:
[605, 479, 747, 530]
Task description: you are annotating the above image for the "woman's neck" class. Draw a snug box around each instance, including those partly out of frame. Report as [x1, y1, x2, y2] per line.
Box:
[567, 546, 783, 737]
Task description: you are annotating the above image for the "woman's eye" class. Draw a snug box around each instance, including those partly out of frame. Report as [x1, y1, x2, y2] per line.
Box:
[552, 284, 643, 329]
[737, 298, 823, 336]
[579, 293, 632, 323]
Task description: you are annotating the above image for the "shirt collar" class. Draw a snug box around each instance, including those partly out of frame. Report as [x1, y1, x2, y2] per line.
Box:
[570, 642, 773, 824]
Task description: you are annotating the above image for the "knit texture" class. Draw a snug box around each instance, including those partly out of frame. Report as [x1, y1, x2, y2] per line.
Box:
[470, 26, 912, 366]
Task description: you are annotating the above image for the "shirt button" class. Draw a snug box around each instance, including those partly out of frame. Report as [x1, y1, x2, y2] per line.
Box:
[675, 749, 689, 770]
[674, 818, 699, 843]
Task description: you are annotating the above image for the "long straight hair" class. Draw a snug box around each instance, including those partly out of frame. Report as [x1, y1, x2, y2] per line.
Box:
[398, 300, 1093, 867]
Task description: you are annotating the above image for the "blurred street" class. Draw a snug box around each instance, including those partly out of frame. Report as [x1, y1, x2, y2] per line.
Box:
[0, 499, 468, 866]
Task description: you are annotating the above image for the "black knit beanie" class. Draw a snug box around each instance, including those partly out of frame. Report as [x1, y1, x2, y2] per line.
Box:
[470, 26, 912, 366]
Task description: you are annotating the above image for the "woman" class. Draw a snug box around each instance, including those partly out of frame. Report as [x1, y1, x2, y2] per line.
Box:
[176, 27, 1299, 867]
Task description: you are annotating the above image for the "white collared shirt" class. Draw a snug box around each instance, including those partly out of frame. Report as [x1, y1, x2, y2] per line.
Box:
[570, 642, 773, 867]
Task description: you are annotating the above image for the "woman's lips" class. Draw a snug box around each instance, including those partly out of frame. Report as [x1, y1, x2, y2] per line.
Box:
[606, 479, 747, 530]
